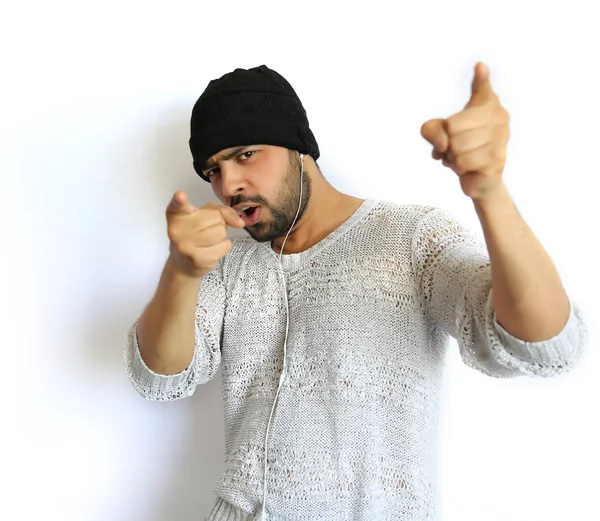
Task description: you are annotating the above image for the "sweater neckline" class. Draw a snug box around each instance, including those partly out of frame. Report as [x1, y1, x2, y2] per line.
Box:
[256, 198, 378, 270]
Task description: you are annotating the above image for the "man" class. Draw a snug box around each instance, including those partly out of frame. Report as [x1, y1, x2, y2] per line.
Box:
[124, 64, 586, 521]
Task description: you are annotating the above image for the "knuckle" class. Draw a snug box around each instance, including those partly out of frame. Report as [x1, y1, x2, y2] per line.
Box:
[445, 117, 458, 136]
[203, 225, 226, 244]
[454, 155, 467, 172]
[496, 106, 509, 124]
[176, 239, 193, 257]
[217, 226, 228, 241]
[199, 241, 231, 267]
[205, 206, 221, 216]
[494, 148, 506, 162]
[221, 239, 233, 255]
[447, 138, 459, 155]
[167, 223, 179, 241]
[190, 253, 209, 269]
[201, 207, 224, 225]
[213, 240, 232, 260]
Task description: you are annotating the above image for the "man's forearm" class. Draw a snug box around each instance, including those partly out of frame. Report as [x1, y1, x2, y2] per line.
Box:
[472, 182, 570, 342]
[137, 257, 202, 375]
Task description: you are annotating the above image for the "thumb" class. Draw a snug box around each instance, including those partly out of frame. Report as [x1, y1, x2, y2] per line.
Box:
[167, 190, 196, 215]
[467, 62, 493, 106]
[218, 205, 246, 229]
[421, 118, 449, 153]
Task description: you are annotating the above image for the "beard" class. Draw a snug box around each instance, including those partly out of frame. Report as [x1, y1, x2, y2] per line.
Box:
[232, 152, 312, 244]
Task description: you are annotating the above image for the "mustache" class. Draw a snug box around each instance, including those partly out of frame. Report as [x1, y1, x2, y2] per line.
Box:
[230, 194, 269, 208]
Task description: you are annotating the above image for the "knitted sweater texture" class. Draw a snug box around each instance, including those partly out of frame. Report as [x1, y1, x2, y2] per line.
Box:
[124, 199, 586, 521]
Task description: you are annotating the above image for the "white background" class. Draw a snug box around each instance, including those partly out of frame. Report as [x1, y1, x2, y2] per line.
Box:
[2, 1, 598, 520]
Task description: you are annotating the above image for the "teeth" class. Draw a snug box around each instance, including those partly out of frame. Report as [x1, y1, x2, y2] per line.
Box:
[241, 207, 250, 211]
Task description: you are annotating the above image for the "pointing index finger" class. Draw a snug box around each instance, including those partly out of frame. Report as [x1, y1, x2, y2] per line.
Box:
[467, 62, 496, 107]
[167, 190, 196, 215]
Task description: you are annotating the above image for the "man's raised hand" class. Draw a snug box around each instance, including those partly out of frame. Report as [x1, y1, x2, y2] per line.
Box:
[166, 191, 245, 278]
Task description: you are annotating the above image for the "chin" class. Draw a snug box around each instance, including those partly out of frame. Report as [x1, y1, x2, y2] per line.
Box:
[244, 225, 269, 243]
[251, 225, 286, 243]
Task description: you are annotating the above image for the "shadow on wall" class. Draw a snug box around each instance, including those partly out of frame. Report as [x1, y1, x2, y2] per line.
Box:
[147, 106, 232, 521]
[147, 101, 248, 237]
[81, 102, 232, 520]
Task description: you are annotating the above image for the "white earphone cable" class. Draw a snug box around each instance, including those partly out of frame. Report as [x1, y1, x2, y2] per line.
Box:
[257, 152, 304, 519]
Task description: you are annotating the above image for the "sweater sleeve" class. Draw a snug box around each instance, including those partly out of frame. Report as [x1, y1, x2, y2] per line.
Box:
[411, 206, 587, 378]
[123, 260, 227, 401]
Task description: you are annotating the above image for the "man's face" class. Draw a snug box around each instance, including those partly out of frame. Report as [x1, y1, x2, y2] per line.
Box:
[202, 145, 311, 243]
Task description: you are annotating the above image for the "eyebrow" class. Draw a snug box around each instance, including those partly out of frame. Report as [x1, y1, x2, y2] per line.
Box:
[202, 146, 248, 173]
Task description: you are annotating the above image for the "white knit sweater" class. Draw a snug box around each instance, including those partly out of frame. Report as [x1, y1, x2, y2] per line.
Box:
[124, 199, 586, 521]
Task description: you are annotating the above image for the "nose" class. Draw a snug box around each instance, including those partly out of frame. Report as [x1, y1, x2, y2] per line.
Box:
[219, 164, 247, 199]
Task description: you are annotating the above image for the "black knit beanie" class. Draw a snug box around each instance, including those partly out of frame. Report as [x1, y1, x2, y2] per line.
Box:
[189, 65, 320, 182]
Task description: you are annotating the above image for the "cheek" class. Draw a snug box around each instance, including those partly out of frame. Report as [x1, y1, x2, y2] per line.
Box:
[253, 178, 278, 202]
[210, 179, 225, 200]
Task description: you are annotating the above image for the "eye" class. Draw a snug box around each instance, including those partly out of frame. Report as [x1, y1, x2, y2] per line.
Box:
[206, 150, 257, 178]
[239, 150, 256, 161]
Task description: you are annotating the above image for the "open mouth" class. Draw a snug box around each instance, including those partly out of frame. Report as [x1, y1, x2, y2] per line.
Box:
[237, 205, 262, 226]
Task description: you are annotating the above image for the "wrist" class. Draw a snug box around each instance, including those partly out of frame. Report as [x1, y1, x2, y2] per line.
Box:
[164, 255, 205, 285]
[472, 181, 511, 214]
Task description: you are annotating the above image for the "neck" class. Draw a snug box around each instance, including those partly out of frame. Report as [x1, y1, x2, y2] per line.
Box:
[271, 173, 364, 255]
